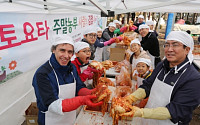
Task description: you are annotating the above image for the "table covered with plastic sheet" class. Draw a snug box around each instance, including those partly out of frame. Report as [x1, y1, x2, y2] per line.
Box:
[74, 108, 143, 125]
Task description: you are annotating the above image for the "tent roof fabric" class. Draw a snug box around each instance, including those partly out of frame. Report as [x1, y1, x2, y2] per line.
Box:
[0, 0, 200, 14]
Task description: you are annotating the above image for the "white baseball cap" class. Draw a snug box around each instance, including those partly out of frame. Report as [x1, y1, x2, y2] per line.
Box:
[166, 31, 194, 64]
[108, 22, 116, 28]
[74, 42, 90, 53]
[113, 20, 120, 24]
[130, 38, 141, 46]
[52, 34, 74, 46]
[138, 15, 144, 19]
[139, 24, 150, 31]
[136, 58, 151, 67]
[84, 26, 97, 35]
[96, 27, 103, 32]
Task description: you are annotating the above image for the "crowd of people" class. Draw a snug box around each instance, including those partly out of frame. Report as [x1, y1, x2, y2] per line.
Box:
[32, 15, 200, 125]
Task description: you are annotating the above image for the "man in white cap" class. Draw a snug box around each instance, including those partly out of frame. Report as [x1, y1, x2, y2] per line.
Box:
[32, 34, 102, 125]
[146, 20, 158, 37]
[118, 31, 200, 125]
[134, 14, 145, 33]
[139, 24, 161, 69]
[82, 26, 97, 60]
[102, 22, 116, 60]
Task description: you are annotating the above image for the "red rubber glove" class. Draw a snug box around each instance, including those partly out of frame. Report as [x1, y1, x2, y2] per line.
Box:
[117, 36, 123, 41]
[88, 67, 99, 73]
[78, 88, 96, 96]
[103, 38, 115, 46]
[120, 26, 127, 33]
[62, 95, 103, 112]
[129, 25, 137, 31]
[82, 67, 94, 79]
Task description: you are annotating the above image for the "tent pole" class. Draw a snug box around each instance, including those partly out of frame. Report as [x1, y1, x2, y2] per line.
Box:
[165, 13, 176, 38]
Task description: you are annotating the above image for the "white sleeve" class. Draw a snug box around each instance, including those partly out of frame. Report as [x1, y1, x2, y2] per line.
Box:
[48, 99, 64, 115]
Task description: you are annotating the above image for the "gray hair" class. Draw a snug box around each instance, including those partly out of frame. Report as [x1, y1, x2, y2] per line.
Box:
[51, 45, 58, 52]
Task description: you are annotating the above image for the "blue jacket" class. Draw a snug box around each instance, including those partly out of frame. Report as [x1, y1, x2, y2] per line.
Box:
[141, 32, 161, 67]
[94, 37, 106, 48]
[32, 53, 86, 125]
[140, 58, 200, 125]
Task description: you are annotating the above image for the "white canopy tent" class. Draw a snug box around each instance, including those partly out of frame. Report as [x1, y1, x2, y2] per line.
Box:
[0, 0, 200, 14]
[0, 1, 200, 125]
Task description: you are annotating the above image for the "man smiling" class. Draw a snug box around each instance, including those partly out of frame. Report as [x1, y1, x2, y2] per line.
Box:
[139, 24, 161, 69]
[121, 31, 200, 125]
[81, 26, 97, 60]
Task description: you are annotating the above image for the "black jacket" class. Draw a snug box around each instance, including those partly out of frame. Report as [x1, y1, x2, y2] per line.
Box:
[141, 32, 161, 67]
[140, 58, 200, 125]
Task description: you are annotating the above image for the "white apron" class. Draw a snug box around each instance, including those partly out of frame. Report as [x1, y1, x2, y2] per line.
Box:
[137, 70, 151, 88]
[45, 61, 76, 125]
[131, 57, 137, 70]
[103, 45, 109, 61]
[103, 43, 116, 61]
[80, 65, 87, 74]
[142, 67, 187, 125]
[80, 65, 92, 87]
[137, 76, 144, 87]
[94, 47, 103, 62]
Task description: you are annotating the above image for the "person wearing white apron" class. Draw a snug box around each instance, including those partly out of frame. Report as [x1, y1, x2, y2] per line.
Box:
[133, 58, 152, 108]
[32, 35, 103, 125]
[141, 68, 181, 125]
[116, 31, 200, 124]
[71, 42, 95, 88]
[94, 37, 117, 62]
[138, 24, 161, 69]
[81, 26, 97, 60]
[135, 58, 152, 88]
[94, 27, 104, 62]
[129, 38, 150, 72]
[102, 22, 116, 61]
[94, 46, 104, 62]
[45, 61, 76, 125]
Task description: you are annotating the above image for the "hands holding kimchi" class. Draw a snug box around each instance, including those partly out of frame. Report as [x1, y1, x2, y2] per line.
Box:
[81, 60, 171, 125]
[112, 88, 171, 122]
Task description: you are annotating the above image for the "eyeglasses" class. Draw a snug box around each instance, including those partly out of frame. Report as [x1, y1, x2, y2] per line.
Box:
[163, 43, 183, 49]
[131, 44, 139, 48]
[79, 49, 91, 54]
[88, 34, 97, 38]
